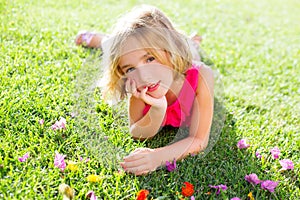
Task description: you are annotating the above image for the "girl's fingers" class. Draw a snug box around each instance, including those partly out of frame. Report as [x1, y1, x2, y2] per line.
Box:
[131, 79, 137, 93]
[131, 147, 145, 154]
[125, 79, 131, 93]
[124, 148, 152, 161]
[139, 87, 148, 101]
[125, 165, 149, 175]
[122, 158, 147, 169]
[134, 169, 149, 176]
[129, 79, 139, 96]
[125, 78, 138, 94]
[126, 79, 164, 107]
[123, 153, 144, 162]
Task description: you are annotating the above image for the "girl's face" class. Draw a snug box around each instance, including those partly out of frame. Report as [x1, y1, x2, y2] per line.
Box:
[119, 49, 174, 98]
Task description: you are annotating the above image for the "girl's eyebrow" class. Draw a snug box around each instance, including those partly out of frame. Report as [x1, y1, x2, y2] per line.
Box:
[120, 64, 131, 71]
[120, 53, 151, 70]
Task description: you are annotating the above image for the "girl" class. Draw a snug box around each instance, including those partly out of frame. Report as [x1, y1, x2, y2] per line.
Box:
[81, 5, 214, 175]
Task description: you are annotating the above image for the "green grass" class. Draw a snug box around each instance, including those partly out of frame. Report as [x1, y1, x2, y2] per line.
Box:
[1, 0, 299, 199]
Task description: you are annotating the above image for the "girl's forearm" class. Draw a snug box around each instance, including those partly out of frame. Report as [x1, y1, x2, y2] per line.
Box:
[130, 105, 167, 139]
[154, 135, 207, 165]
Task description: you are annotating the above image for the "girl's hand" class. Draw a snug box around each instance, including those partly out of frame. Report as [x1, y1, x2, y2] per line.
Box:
[120, 148, 162, 175]
[125, 78, 167, 108]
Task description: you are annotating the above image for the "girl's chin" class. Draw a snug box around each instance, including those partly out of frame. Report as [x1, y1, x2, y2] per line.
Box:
[147, 90, 168, 99]
[147, 94, 164, 99]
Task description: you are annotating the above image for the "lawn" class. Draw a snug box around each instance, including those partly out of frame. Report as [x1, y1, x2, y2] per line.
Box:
[0, 0, 299, 199]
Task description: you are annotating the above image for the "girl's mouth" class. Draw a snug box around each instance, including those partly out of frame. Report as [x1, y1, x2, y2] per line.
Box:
[147, 81, 161, 92]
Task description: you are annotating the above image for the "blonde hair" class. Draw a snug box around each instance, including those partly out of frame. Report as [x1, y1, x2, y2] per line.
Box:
[101, 5, 192, 101]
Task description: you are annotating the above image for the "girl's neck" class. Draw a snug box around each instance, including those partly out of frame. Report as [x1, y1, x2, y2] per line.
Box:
[165, 74, 185, 106]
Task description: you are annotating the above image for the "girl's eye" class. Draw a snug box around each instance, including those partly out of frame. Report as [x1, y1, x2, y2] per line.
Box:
[146, 56, 155, 63]
[126, 67, 135, 74]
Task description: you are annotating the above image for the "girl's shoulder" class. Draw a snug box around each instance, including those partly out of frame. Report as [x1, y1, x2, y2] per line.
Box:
[184, 61, 208, 82]
[191, 61, 213, 77]
[191, 61, 214, 95]
[191, 61, 207, 70]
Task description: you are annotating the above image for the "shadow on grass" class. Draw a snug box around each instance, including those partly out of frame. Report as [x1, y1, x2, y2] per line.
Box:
[143, 97, 225, 157]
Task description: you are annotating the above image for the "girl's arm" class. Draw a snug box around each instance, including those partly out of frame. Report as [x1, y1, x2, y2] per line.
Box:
[156, 65, 214, 160]
[128, 93, 167, 139]
[122, 65, 214, 175]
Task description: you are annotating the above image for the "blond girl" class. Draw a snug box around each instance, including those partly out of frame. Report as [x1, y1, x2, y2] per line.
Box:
[78, 5, 213, 175]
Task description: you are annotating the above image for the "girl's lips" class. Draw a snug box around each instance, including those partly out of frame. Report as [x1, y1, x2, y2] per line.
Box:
[147, 81, 160, 92]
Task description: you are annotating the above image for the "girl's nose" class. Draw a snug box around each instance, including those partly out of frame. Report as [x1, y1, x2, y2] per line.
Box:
[126, 66, 150, 88]
[134, 68, 148, 87]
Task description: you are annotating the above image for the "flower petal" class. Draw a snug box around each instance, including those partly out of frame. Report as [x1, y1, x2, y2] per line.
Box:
[182, 182, 194, 197]
[244, 173, 261, 185]
[237, 139, 250, 149]
[39, 119, 44, 125]
[136, 189, 149, 200]
[166, 158, 176, 172]
[261, 180, 278, 193]
[270, 147, 280, 159]
[248, 192, 255, 200]
[54, 152, 66, 171]
[209, 184, 227, 195]
[279, 159, 294, 170]
[87, 175, 102, 183]
[86, 190, 97, 200]
[255, 151, 262, 159]
[18, 152, 29, 162]
[52, 117, 67, 130]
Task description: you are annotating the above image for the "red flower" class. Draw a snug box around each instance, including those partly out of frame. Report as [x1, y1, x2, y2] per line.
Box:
[181, 182, 194, 197]
[136, 189, 149, 200]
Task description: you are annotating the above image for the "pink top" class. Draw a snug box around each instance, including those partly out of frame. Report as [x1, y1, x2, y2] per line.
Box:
[142, 63, 200, 127]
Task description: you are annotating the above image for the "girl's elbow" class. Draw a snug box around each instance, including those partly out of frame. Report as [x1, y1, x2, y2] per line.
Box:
[201, 139, 209, 150]
[129, 125, 156, 140]
[192, 137, 209, 152]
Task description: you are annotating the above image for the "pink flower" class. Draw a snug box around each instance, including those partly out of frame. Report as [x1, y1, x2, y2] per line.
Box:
[270, 147, 280, 159]
[86, 190, 97, 200]
[255, 151, 262, 159]
[54, 152, 66, 171]
[279, 159, 294, 170]
[209, 184, 227, 195]
[18, 152, 29, 162]
[70, 112, 76, 118]
[231, 198, 241, 200]
[39, 119, 44, 125]
[80, 156, 90, 163]
[261, 180, 278, 193]
[244, 173, 261, 185]
[237, 139, 250, 149]
[166, 158, 176, 172]
[51, 117, 66, 130]
[190, 196, 195, 200]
